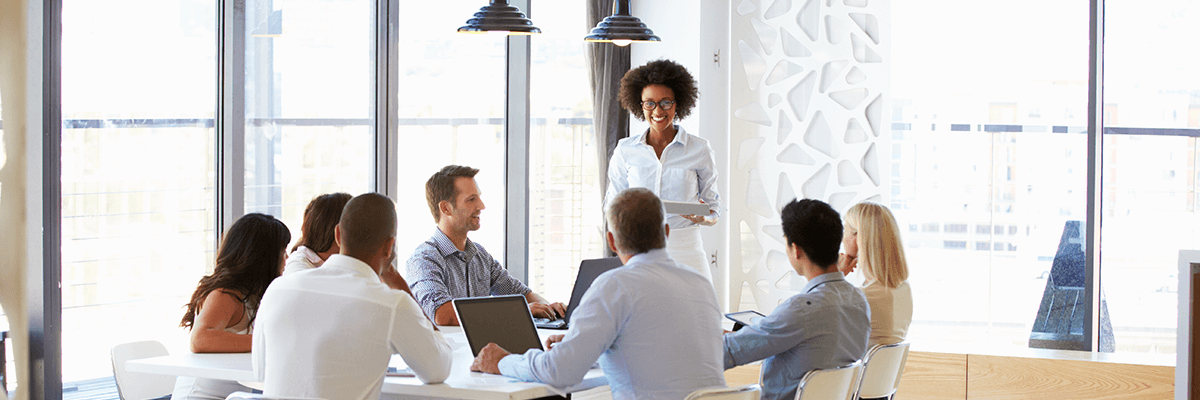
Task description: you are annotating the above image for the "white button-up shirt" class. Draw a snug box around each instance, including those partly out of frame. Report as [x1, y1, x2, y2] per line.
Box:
[497, 249, 726, 399]
[605, 126, 722, 228]
[253, 254, 453, 400]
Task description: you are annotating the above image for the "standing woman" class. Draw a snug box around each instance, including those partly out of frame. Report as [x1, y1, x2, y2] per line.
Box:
[839, 202, 913, 346]
[283, 192, 352, 274]
[174, 213, 291, 400]
[606, 59, 721, 283]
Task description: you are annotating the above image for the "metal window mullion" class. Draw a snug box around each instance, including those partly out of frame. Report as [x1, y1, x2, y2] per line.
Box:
[375, 0, 399, 199]
[505, 0, 532, 283]
[33, 0, 64, 398]
[218, 0, 246, 239]
[1084, 0, 1105, 352]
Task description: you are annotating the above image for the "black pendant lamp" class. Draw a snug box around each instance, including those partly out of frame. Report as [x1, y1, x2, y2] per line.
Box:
[458, 0, 540, 35]
[584, 0, 659, 46]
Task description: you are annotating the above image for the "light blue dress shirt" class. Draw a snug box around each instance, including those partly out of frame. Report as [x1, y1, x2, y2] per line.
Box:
[497, 248, 726, 399]
[605, 126, 721, 229]
[723, 271, 871, 400]
[406, 228, 531, 320]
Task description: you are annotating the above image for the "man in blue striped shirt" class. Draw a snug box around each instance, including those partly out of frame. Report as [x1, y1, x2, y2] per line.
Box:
[405, 165, 565, 326]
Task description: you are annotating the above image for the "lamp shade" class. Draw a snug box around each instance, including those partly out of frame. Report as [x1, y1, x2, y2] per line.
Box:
[584, 0, 659, 45]
[458, 0, 540, 35]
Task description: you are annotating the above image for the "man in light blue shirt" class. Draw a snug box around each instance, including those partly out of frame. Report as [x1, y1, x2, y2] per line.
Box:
[723, 199, 871, 400]
[470, 188, 726, 399]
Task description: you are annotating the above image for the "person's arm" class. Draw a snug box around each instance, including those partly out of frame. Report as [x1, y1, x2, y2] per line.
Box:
[251, 292, 269, 381]
[391, 294, 453, 384]
[474, 274, 626, 387]
[189, 289, 252, 353]
[693, 142, 721, 225]
[722, 298, 808, 369]
[603, 144, 630, 211]
[524, 291, 566, 320]
[405, 250, 457, 325]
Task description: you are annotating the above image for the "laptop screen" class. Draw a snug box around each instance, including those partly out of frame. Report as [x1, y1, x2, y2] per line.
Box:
[564, 257, 623, 319]
[453, 295, 544, 357]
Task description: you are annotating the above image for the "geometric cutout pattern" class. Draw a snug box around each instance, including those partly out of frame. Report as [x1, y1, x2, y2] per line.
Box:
[819, 60, 849, 93]
[788, 71, 817, 122]
[767, 60, 805, 86]
[778, 143, 817, 165]
[830, 88, 869, 109]
[845, 118, 869, 143]
[735, 101, 774, 126]
[849, 13, 880, 44]
[765, 0, 793, 20]
[777, 171, 797, 211]
[777, 110, 794, 144]
[752, 18, 779, 56]
[739, 40, 768, 91]
[803, 111, 835, 158]
[837, 160, 863, 186]
[802, 163, 832, 200]
[845, 65, 867, 85]
[782, 29, 813, 58]
[738, 137, 767, 170]
[730, 0, 889, 312]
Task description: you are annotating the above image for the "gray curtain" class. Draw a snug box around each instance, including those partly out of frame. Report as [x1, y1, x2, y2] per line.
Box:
[587, 0, 631, 197]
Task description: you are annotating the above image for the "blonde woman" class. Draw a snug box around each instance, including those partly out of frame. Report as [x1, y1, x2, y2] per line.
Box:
[839, 202, 913, 346]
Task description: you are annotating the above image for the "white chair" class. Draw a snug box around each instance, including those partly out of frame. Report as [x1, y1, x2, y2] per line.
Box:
[685, 384, 762, 400]
[793, 360, 865, 400]
[111, 340, 174, 400]
[225, 391, 327, 400]
[853, 342, 911, 400]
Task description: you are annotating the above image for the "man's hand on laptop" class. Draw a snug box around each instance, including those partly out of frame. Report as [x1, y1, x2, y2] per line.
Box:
[470, 343, 511, 375]
[529, 301, 567, 320]
[545, 334, 565, 350]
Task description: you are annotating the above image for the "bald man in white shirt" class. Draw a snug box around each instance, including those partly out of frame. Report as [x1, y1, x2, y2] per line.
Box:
[253, 193, 453, 400]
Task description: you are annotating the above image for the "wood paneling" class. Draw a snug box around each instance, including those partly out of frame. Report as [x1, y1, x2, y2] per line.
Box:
[896, 351, 967, 400]
[967, 354, 1175, 400]
[725, 364, 761, 387]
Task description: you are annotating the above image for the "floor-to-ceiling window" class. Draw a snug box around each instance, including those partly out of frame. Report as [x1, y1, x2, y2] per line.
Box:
[393, 1, 508, 261]
[241, 0, 377, 236]
[527, 1, 604, 301]
[59, 0, 217, 381]
[890, 0, 1092, 350]
[1100, 0, 1200, 355]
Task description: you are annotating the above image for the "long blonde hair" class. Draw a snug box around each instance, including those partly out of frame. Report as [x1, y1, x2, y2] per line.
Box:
[845, 202, 909, 288]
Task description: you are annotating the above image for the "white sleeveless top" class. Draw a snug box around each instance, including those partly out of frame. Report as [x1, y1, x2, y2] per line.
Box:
[171, 295, 257, 400]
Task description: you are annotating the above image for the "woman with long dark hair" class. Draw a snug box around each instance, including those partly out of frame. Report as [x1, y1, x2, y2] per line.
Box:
[173, 213, 290, 400]
[284, 192, 352, 274]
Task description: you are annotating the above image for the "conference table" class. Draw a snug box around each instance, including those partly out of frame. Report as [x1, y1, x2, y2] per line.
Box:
[125, 326, 608, 399]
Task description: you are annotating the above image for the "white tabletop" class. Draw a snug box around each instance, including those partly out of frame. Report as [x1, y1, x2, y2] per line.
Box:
[126, 327, 607, 400]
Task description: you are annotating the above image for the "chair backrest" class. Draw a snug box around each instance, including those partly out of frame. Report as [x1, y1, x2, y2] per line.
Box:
[793, 360, 864, 400]
[855, 342, 911, 399]
[225, 391, 327, 400]
[110, 340, 174, 400]
[685, 384, 762, 400]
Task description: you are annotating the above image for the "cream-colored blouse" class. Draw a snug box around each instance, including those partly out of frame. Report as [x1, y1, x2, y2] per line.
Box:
[862, 279, 913, 346]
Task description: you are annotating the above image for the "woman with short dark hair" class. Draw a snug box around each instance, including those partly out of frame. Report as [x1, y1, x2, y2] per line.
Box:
[605, 59, 721, 284]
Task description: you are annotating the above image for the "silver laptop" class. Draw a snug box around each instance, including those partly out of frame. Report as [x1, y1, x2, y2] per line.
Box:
[453, 294, 544, 357]
[533, 257, 623, 330]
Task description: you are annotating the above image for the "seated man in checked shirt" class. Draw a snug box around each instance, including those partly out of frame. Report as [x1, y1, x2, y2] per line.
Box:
[406, 165, 565, 326]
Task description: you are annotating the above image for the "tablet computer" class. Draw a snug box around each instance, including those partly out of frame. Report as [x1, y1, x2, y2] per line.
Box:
[725, 310, 766, 327]
[663, 200, 709, 215]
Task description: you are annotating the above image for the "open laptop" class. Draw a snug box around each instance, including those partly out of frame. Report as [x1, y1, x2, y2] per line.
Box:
[453, 294, 544, 357]
[533, 257, 623, 330]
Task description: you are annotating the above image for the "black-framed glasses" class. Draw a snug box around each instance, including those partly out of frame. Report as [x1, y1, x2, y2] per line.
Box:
[641, 100, 675, 111]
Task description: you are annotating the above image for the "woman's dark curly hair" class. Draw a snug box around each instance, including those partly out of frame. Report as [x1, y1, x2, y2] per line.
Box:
[180, 213, 290, 329]
[618, 59, 700, 121]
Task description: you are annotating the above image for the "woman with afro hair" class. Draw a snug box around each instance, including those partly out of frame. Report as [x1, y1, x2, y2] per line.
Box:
[604, 59, 721, 286]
